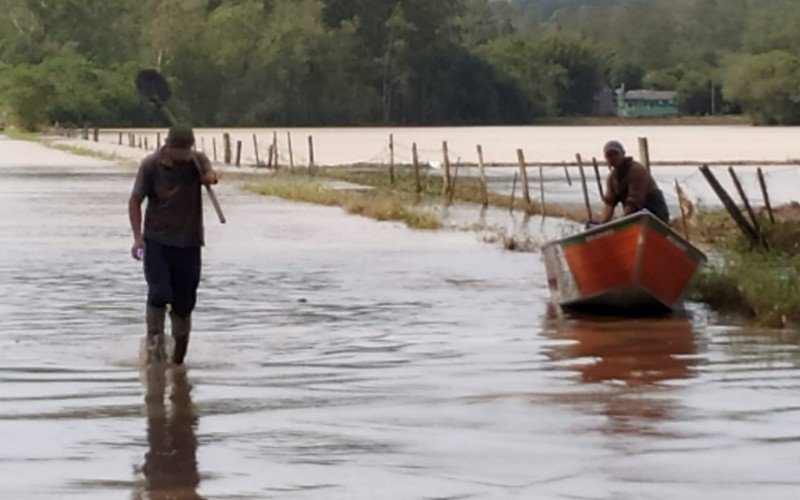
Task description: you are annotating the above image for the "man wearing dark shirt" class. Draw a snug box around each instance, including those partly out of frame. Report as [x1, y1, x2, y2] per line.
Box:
[599, 140, 669, 224]
[129, 126, 218, 364]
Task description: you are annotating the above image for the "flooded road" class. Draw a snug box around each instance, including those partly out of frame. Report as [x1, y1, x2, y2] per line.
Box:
[2, 136, 800, 499]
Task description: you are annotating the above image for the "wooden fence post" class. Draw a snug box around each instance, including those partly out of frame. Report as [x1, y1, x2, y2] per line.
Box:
[253, 134, 260, 166]
[272, 132, 279, 169]
[212, 137, 217, 163]
[223, 133, 231, 164]
[699, 164, 759, 245]
[412, 143, 421, 194]
[442, 141, 452, 198]
[157, 132, 161, 150]
[515, 149, 531, 210]
[728, 166, 762, 240]
[118, 132, 123, 145]
[576, 154, 593, 222]
[477, 145, 489, 208]
[510, 172, 518, 213]
[638, 137, 651, 172]
[308, 135, 315, 176]
[592, 157, 604, 199]
[562, 161, 572, 186]
[675, 180, 690, 240]
[267, 144, 275, 168]
[756, 167, 775, 224]
[389, 134, 395, 184]
[235, 140, 242, 167]
[287, 132, 294, 171]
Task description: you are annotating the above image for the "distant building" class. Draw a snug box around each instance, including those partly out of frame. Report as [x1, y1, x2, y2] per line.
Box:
[616, 86, 678, 118]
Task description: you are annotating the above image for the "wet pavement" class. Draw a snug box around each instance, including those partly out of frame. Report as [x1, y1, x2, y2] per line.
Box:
[2, 136, 800, 499]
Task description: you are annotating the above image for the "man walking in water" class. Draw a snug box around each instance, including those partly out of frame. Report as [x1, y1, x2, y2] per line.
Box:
[129, 126, 218, 364]
[599, 140, 669, 223]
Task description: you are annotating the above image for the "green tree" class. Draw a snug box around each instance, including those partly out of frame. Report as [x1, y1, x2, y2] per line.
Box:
[723, 50, 800, 125]
[0, 65, 54, 130]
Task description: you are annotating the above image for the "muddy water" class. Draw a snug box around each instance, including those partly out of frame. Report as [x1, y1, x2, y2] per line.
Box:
[2, 136, 800, 499]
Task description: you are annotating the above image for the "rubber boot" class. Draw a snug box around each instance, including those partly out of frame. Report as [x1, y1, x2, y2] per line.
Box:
[171, 312, 192, 365]
[146, 305, 167, 363]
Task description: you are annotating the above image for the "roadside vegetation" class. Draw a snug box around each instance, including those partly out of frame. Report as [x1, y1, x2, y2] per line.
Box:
[689, 206, 800, 328]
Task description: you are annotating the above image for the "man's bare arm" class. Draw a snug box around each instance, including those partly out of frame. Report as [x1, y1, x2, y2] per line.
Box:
[129, 195, 145, 260]
[600, 203, 615, 223]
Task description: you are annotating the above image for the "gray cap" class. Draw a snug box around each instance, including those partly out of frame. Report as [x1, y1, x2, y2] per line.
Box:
[166, 125, 195, 149]
[603, 140, 625, 155]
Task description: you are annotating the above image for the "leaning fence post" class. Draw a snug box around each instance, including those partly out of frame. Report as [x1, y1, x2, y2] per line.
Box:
[562, 161, 572, 186]
[728, 166, 763, 242]
[699, 164, 759, 245]
[252, 134, 260, 166]
[477, 145, 489, 208]
[592, 157, 604, 199]
[756, 167, 775, 224]
[516, 149, 532, 211]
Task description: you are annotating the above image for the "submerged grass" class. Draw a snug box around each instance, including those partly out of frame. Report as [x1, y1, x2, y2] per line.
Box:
[319, 165, 590, 222]
[49, 143, 123, 162]
[246, 174, 442, 230]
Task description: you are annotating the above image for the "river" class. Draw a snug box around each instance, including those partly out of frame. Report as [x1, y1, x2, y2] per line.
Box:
[2, 134, 800, 499]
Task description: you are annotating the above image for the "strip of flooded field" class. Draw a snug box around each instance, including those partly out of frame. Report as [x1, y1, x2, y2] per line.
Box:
[2, 136, 800, 499]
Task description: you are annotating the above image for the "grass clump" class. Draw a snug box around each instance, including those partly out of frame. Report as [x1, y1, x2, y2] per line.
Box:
[690, 216, 800, 328]
[246, 175, 441, 230]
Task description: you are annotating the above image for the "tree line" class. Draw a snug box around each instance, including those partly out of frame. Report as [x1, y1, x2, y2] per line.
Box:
[1, 0, 799, 130]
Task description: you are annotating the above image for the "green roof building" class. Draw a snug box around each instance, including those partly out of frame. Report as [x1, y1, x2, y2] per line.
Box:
[616, 88, 678, 118]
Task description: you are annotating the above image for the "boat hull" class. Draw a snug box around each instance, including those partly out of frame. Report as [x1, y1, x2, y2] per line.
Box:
[542, 213, 706, 314]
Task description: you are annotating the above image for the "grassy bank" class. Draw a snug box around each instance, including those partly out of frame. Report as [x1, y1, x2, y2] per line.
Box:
[690, 208, 800, 328]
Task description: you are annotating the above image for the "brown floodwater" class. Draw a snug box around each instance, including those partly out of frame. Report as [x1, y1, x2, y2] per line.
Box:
[2, 136, 800, 499]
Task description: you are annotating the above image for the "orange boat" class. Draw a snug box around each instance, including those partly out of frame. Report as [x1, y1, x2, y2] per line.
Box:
[542, 212, 706, 314]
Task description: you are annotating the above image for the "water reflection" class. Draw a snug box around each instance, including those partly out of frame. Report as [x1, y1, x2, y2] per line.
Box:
[543, 310, 700, 436]
[135, 366, 201, 499]
[549, 314, 697, 386]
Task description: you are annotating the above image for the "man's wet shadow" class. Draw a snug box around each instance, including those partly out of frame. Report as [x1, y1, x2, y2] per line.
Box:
[134, 365, 202, 499]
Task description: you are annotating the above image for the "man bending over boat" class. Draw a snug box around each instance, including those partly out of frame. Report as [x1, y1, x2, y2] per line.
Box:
[599, 140, 669, 223]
